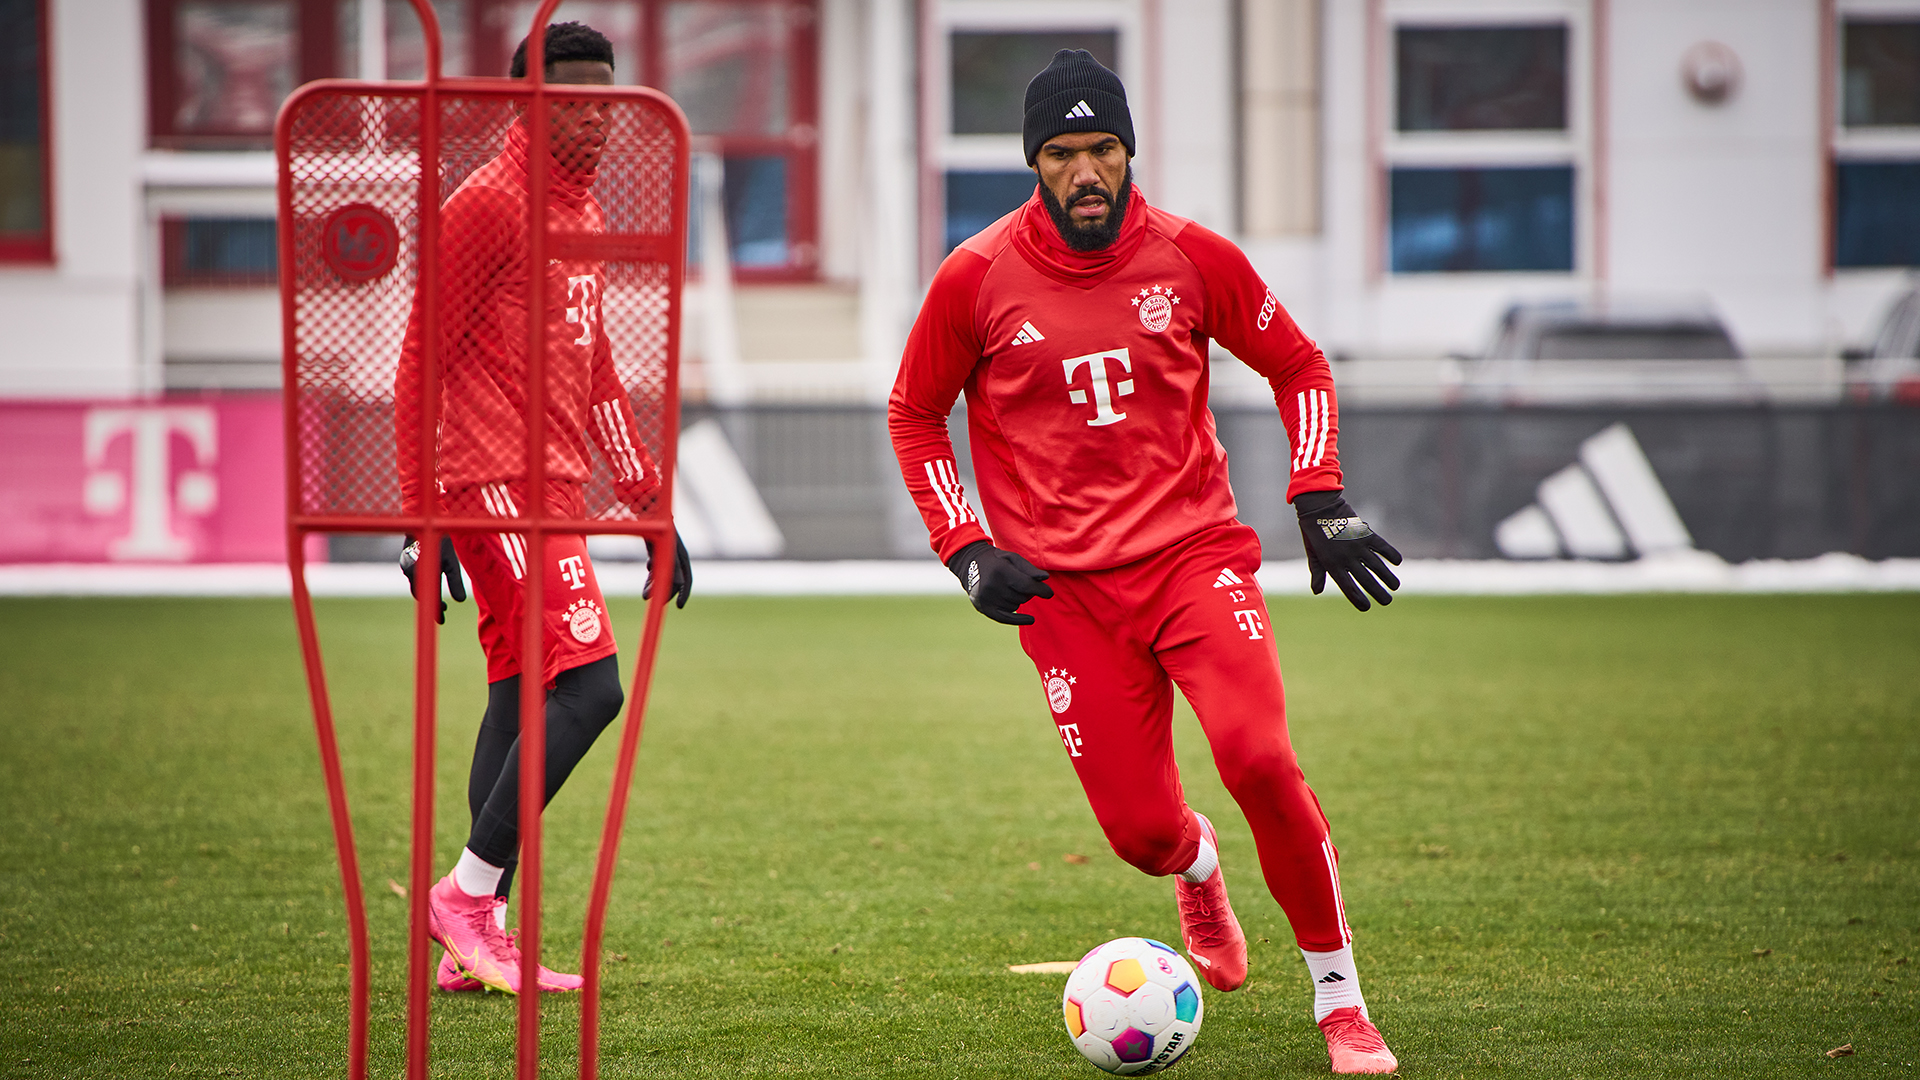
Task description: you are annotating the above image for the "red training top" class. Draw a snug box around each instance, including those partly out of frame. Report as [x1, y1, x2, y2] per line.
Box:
[888, 188, 1342, 571]
[394, 121, 658, 517]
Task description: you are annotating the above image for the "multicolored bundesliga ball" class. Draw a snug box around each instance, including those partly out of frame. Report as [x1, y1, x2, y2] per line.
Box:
[1062, 937, 1204, 1074]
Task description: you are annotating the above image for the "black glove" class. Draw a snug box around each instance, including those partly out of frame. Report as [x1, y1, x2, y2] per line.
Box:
[1294, 490, 1402, 612]
[946, 540, 1054, 625]
[400, 535, 467, 624]
[644, 529, 693, 609]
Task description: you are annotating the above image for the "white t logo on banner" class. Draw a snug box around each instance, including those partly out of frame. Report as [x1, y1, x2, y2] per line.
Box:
[82, 406, 219, 561]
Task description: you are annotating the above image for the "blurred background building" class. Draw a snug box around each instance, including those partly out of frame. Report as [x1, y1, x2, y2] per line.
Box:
[1, 0, 1916, 564]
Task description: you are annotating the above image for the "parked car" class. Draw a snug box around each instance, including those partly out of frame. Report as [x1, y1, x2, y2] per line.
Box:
[1458, 299, 1765, 404]
[1846, 287, 1920, 404]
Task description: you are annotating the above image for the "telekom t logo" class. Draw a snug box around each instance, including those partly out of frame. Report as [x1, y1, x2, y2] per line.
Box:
[1057, 723, 1085, 757]
[1062, 348, 1135, 427]
[1232, 609, 1266, 640]
[558, 554, 587, 589]
[82, 406, 219, 561]
[565, 274, 601, 347]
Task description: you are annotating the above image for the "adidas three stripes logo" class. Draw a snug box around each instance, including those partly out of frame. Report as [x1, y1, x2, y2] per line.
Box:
[1066, 100, 1096, 119]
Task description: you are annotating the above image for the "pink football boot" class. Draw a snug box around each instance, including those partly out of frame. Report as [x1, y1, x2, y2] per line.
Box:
[436, 949, 483, 992]
[1176, 812, 1248, 991]
[1318, 1007, 1399, 1074]
[425, 875, 519, 994]
[502, 927, 586, 993]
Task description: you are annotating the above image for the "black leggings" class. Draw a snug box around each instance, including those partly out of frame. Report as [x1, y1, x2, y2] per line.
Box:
[466, 654, 625, 895]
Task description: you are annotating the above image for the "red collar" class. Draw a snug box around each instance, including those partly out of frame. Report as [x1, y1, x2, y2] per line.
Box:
[1009, 183, 1152, 288]
[501, 121, 597, 211]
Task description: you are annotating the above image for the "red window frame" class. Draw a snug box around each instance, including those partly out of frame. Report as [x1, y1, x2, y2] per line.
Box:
[147, 0, 346, 149]
[0, 0, 53, 264]
[468, 0, 819, 281]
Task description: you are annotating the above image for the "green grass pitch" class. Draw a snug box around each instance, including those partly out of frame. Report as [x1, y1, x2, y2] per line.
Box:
[2, 591, 1916, 1078]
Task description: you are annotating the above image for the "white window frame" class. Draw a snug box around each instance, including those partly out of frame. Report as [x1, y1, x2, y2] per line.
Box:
[920, 0, 1141, 274]
[1379, 0, 1593, 277]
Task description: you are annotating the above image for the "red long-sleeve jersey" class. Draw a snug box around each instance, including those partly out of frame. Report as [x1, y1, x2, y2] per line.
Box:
[888, 188, 1342, 571]
[394, 122, 657, 517]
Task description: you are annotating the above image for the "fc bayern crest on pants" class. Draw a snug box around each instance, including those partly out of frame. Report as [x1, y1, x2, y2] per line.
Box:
[1045, 667, 1077, 713]
[564, 598, 605, 644]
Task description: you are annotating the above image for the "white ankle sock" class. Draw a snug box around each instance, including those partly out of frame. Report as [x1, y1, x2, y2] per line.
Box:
[1177, 837, 1219, 884]
[1302, 946, 1367, 1022]
[493, 899, 509, 931]
[452, 848, 504, 898]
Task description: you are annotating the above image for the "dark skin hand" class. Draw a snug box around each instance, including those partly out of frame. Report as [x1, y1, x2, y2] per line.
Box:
[1033, 131, 1129, 236]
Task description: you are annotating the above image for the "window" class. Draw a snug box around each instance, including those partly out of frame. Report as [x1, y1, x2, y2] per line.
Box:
[1836, 162, 1920, 267]
[950, 30, 1116, 135]
[148, 0, 349, 148]
[945, 170, 1034, 253]
[1390, 166, 1572, 273]
[0, 0, 49, 262]
[1385, 18, 1578, 275]
[1396, 25, 1566, 132]
[1835, 16, 1920, 268]
[146, 0, 821, 277]
[477, 0, 818, 278]
[937, 26, 1119, 255]
[1843, 19, 1920, 126]
[163, 217, 279, 286]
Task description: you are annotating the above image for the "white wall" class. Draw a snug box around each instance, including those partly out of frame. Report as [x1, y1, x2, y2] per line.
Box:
[1608, 0, 1825, 355]
[0, 0, 146, 397]
[1302, 0, 1883, 361]
[1149, 0, 1236, 234]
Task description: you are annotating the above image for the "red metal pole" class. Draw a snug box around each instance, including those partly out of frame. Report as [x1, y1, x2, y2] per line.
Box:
[277, 76, 371, 1080]
[521, 6, 565, 1075]
[579, 91, 690, 1080]
[288, 540, 372, 1080]
[578, 570, 665, 1079]
[405, 6, 445, 1079]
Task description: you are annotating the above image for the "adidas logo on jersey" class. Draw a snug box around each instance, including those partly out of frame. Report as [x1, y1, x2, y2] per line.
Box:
[1212, 567, 1244, 588]
[1066, 100, 1096, 119]
[1010, 321, 1045, 346]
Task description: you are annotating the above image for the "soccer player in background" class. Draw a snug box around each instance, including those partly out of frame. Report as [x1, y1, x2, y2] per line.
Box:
[393, 22, 692, 996]
[888, 51, 1403, 1073]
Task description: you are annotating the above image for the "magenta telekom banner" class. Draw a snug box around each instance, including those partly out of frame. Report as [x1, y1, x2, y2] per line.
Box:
[0, 396, 286, 563]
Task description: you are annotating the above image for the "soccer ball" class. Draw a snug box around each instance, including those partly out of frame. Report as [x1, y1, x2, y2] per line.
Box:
[1062, 937, 1204, 1074]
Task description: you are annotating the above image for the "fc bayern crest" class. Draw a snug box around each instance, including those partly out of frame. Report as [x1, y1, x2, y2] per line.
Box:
[1044, 667, 1077, 714]
[565, 599, 604, 644]
[1133, 285, 1180, 333]
[321, 203, 399, 283]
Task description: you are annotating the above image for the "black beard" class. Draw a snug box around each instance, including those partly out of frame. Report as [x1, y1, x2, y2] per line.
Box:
[1040, 168, 1133, 252]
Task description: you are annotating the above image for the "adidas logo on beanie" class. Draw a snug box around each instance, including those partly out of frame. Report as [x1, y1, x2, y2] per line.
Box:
[1023, 49, 1135, 165]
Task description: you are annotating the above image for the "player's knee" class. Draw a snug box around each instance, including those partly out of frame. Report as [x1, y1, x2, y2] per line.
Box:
[1105, 820, 1189, 877]
[1217, 743, 1306, 804]
[558, 656, 624, 731]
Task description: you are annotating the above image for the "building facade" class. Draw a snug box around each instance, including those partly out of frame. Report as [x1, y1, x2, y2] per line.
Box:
[3, 0, 1917, 400]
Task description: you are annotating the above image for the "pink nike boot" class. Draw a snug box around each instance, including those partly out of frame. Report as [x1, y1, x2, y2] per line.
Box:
[436, 949, 482, 992]
[425, 875, 519, 994]
[502, 927, 586, 993]
[1176, 812, 1248, 991]
[1318, 1006, 1399, 1074]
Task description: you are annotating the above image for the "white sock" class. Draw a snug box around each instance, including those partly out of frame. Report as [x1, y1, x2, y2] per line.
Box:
[493, 899, 509, 931]
[1177, 837, 1219, 884]
[451, 848, 504, 898]
[1302, 946, 1367, 1022]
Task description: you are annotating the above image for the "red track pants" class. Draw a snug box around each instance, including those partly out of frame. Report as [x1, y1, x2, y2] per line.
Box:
[1018, 522, 1353, 952]
[447, 480, 618, 687]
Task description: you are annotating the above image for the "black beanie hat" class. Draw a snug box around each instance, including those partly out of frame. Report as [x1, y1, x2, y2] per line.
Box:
[1023, 49, 1135, 166]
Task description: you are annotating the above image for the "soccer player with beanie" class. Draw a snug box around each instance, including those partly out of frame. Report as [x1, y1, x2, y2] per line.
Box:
[888, 50, 1401, 1073]
[392, 21, 692, 996]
